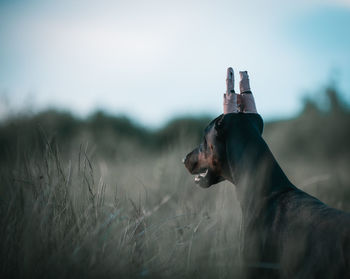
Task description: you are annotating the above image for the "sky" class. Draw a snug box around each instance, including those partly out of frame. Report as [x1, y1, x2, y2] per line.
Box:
[0, 0, 349, 127]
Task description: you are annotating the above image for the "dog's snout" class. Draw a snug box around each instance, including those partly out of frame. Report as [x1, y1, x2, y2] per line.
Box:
[184, 149, 200, 174]
[183, 153, 192, 169]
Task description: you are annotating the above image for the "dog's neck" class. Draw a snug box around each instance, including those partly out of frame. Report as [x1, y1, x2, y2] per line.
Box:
[224, 122, 296, 263]
[224, 122, 295, 218]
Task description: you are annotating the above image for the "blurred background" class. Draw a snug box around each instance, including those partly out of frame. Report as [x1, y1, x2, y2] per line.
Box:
[0, 0, 349, 278]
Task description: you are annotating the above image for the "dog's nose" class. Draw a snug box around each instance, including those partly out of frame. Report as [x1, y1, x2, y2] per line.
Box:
[183, 149, 200, 174]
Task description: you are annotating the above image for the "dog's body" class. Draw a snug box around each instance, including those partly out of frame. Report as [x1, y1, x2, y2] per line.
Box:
[184, 113, 350, 278]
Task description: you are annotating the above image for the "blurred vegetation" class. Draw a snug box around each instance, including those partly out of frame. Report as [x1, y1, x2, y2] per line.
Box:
[0, 86, 349, 278]
[0, 109, 213, 163]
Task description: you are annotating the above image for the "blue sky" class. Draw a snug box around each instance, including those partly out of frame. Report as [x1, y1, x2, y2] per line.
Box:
[0, 0, 349, 127]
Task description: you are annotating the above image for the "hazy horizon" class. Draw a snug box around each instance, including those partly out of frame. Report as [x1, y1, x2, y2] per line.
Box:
[1, 0, 350, 127]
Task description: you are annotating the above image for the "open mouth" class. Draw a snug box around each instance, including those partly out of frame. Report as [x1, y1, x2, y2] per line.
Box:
[194, 169, 208, 183]
[192, 168, 225, 188]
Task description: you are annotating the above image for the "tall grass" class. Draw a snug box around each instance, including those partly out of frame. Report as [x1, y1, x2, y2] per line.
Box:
[0, 130, 243, 279]
[1, 87, 349, 278]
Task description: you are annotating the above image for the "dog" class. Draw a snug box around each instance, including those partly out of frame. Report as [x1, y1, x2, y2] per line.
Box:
[183, 68, 350, 279]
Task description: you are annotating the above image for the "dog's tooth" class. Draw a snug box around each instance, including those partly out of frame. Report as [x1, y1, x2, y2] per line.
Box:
[200, 169, 208, 177]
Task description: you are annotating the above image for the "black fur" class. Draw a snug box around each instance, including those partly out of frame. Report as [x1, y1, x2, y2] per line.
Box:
[184, 113, 350, 278]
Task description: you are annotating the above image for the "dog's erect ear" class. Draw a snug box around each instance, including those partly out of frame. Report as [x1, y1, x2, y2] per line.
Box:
[223, 67, 239, 114]
[214, 114, 225, 130]
[239, 71, 258, 113]
[209, 114, 226, 140]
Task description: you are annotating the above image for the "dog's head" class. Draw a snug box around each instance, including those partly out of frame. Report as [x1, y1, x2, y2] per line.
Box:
[183, 114, 226, 188]
[184, 113, 263, 188]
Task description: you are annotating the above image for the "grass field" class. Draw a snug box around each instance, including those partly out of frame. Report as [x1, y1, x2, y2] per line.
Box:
[0, 87, 349, 278]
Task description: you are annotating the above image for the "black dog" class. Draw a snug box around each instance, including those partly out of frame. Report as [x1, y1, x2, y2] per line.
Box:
[184, 112, 350, 278]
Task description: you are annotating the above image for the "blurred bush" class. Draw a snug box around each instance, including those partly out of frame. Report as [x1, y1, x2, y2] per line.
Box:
[1, 85, 349, 164]
[0, 110, 212, 164]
